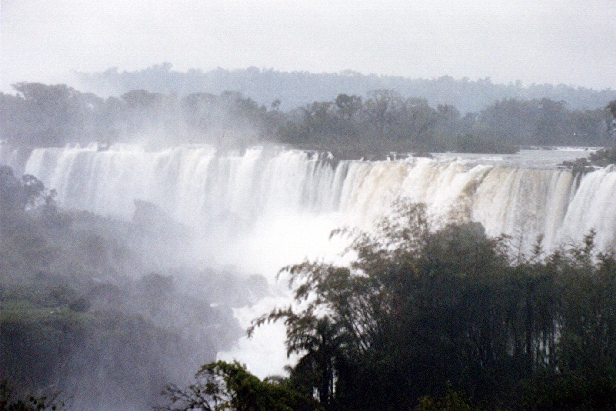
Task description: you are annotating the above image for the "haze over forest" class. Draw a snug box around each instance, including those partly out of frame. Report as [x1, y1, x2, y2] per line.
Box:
[73, 64, 616, 114]
[2, 0, 616, 92]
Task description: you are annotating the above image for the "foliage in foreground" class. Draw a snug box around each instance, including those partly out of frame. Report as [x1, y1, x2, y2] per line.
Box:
[156, 361, 318, 411]
[0, 382, 64, 411]
[247, 200, 616, 410]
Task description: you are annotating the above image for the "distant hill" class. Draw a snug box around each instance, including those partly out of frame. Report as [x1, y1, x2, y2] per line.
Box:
[73, 63, 616, 113]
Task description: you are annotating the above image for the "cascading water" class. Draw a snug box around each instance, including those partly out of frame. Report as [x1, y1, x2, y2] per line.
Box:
[17, 144, 616, 376]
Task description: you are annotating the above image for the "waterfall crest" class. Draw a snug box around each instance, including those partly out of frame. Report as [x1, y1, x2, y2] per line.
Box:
[23, 145, 611, 254]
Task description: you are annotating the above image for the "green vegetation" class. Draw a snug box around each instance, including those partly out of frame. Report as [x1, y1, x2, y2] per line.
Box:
[0, 381, 65, 411]
[74, 64, 616, 115]
[156, 361, 318, 411]
[243, 200, 616, 410]
[588, 147, 616, 167]
[0, 166, 265, 410]
[583, 99, 616, 166]
[2, 83, 614, 157]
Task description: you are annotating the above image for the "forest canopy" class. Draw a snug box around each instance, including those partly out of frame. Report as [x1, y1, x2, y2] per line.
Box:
[1, 82, 614, 157]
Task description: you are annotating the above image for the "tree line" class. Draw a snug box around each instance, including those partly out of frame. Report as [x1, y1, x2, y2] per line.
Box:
[75, 64, 616, 114]
[1, 83, 614, 157]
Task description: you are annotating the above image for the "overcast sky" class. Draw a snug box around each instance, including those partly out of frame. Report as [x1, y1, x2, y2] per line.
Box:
[2, 0, 615, 92]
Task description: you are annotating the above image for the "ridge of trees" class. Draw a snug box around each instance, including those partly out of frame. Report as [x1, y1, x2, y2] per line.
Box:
[2, 83, 614, 158]
[74, 64, 616, 114]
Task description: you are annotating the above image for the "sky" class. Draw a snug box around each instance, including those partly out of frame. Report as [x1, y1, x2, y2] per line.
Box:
[1, 0, 616, 92]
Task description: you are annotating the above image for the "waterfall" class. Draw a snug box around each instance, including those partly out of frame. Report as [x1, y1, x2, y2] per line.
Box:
[23, 144, 609, 253]
[18, 144, 615, 377]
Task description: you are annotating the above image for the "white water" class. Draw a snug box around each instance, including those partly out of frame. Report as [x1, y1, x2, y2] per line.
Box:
[14, 144, 616, 376]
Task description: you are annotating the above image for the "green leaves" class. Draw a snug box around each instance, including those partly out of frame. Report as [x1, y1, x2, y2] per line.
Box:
[250, 200, 616, 409]
[0, 382, 65, 411]
[157, 361, 317, 411]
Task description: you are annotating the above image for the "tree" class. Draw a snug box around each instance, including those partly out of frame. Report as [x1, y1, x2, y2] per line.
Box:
[477, 98, 538, 145]
[414, 387, 473, 411]
[250, 311, 347, 407]
[363, 89, 404, 139]
[0, 166, 45, 214]
[250, 201, 509, 409]
[607, 99, 616, 140]
[156, 361, 317, 411]
[555, 233, 616, 378]
[334, 94, 362, 120]
[252, 200, 616, 409]
[534, 99, 568, 145]
[0, 382, 65, 411]
[607, 100, 616, 119]
[7, 83, 99, 146]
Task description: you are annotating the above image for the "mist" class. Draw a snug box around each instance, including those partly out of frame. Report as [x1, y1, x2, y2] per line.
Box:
[0, 164, 275, 410]
[2, 1, 616, 409]
[2, 0, 615, 92]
